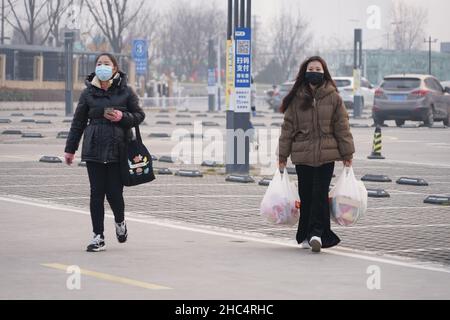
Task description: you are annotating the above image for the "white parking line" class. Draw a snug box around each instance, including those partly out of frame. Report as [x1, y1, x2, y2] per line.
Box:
[0, 181, 255, 188]
[0, 156, 33, 160]
[1, 195, 450, 275]
[385, 190, 432, 196]
[0, 183, 259, 188]
[0, 175, 84, 177]
[333, 223, 450, 230]
[368, 206, 447, 210]
[0, 184, 87, 188]
[355, 157, 450, 169]
[383, 247, 450, 254]
[129, 208, 259, 215]
[40, 195, 264, 200]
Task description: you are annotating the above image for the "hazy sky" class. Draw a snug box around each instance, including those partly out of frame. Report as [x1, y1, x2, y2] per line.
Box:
[249, 0, 449, 51]
[6, 0, 448, 51]
[156, 0, 449, 51]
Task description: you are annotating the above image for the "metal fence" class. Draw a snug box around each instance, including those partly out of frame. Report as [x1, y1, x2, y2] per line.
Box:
[322, 49, 450, 85]
[0, 44, 131, 82]
[140, 96, 270, 112]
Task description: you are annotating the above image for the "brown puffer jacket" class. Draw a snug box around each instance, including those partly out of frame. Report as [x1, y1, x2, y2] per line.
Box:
[278, 83, 355, 167]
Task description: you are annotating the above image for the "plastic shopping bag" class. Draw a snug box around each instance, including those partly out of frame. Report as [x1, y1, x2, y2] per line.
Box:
[260, 168, 300, 226]
[329, 166, 368, 226]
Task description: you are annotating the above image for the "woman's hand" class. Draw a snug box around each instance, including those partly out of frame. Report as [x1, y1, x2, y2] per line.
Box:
[279, 160, 287, 170]
[343, 159, 353, 167]
[65, 153, 75, 166]
[104, 110, 123, 122]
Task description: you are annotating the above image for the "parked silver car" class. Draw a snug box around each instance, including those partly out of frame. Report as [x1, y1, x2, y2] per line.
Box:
[334, 76, 375, 109]
[373, 74, 450, 127]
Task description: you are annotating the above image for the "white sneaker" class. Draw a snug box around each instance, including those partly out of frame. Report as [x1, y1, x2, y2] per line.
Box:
[115, 221, 128, 243]
[86, 234, 106, 252]
[309, 236, 322, 253]
[300, 240, 311, 249]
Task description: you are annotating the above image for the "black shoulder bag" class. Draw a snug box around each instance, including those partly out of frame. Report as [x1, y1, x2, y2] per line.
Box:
[120, 125, 155, 187]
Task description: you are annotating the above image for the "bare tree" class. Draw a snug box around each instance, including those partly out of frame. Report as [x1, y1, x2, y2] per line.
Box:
[271, 9, 311, 80]
[46, 0, 75, 47]
[159, 0, 225, 79]
[123, 4, 159, 59]
[6, 0, 48, 45]
[252, 15, 271, 76]
[84, 0, 144, 53]
[391, 0, 428, 51]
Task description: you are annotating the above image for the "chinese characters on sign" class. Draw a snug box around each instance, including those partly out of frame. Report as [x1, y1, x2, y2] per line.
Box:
[132, 39, 148, 76]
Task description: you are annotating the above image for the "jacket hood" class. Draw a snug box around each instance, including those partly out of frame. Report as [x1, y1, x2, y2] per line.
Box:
[296, 82, 337, 100]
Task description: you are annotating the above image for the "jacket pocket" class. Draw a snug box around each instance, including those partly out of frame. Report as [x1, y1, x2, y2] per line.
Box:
[82, 126, 97, 157]
[293, 128, 310, 141]
[291, 140, 311, 163]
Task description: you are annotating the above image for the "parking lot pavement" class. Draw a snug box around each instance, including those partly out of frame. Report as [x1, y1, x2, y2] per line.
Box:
[1, 197, 450, 300]
[0, 106, 450, 298]
[0, 157, 449, 266]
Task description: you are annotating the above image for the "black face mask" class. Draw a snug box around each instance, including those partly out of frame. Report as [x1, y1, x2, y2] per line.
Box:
[305, 72, 325, 86]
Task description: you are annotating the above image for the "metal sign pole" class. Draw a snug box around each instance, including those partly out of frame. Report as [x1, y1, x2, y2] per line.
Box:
[353, 28, 363, 119]
[208, 39, 216, 112]
[226, 0, 236, 174]
[64, 31, 74, 116]
[231, 0, 251, 175]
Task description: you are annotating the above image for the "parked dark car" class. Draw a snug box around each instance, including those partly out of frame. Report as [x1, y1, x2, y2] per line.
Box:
[373, 74, 450, 127]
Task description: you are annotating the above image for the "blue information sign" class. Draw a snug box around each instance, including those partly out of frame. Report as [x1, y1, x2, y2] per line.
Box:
[208, 68, 216, 87]
[132, 39, 148, 76]
[234, 28, 251, 113]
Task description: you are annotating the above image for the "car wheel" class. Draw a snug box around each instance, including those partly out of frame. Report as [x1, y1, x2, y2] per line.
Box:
[395, 120, 405, 127]
[444, 112, 450, 127]
[423, 109, 434, 128]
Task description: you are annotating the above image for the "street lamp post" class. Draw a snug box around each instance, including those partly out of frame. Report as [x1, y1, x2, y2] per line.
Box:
[64, 1, 78, 116]
[1, 0, 4, 45]
[424, 36, 438, 75]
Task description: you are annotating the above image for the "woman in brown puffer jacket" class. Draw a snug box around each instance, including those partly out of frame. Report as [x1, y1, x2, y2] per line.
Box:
[278, 56, 355, 253]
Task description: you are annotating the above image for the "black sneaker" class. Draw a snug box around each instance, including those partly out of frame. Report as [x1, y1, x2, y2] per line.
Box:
[86, 234, 106, 252]
[115, 221, 128, 243]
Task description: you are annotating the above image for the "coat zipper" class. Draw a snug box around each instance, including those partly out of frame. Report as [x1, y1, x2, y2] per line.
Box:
[313, 97, 318, 165]
[313, 96, 323, 165]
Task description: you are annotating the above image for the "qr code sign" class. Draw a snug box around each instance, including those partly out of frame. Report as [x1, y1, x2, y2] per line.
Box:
[237, 40, 250, 55]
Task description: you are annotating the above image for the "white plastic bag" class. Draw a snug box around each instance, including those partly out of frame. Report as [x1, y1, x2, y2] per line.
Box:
[329, 166, 368, 226]
[260, 169, 300, 226]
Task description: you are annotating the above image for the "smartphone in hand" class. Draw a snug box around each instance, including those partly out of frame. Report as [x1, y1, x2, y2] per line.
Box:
[104, 107, 115, 116]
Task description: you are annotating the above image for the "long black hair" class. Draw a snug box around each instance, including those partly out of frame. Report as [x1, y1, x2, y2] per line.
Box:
[280, 56, 337, 113]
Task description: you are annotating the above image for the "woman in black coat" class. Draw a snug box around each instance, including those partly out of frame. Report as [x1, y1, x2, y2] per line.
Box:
[64, 53, 145, 252]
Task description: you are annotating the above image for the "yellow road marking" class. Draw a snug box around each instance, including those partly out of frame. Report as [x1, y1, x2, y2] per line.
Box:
[41, 263, 172, 290]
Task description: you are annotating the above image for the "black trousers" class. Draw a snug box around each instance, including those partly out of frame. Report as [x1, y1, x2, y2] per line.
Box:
[86, 162, 125, 235]
[295, 162, 340, 248]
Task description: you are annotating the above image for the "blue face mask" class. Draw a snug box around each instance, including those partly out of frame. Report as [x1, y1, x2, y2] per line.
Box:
[95, 65, 113, 81]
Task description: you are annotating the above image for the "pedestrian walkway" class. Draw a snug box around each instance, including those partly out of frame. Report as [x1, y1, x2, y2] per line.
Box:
[1, 197, 449, 299]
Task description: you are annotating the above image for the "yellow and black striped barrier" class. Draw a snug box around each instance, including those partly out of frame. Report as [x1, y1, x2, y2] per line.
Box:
[368, 126, 385, 159]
